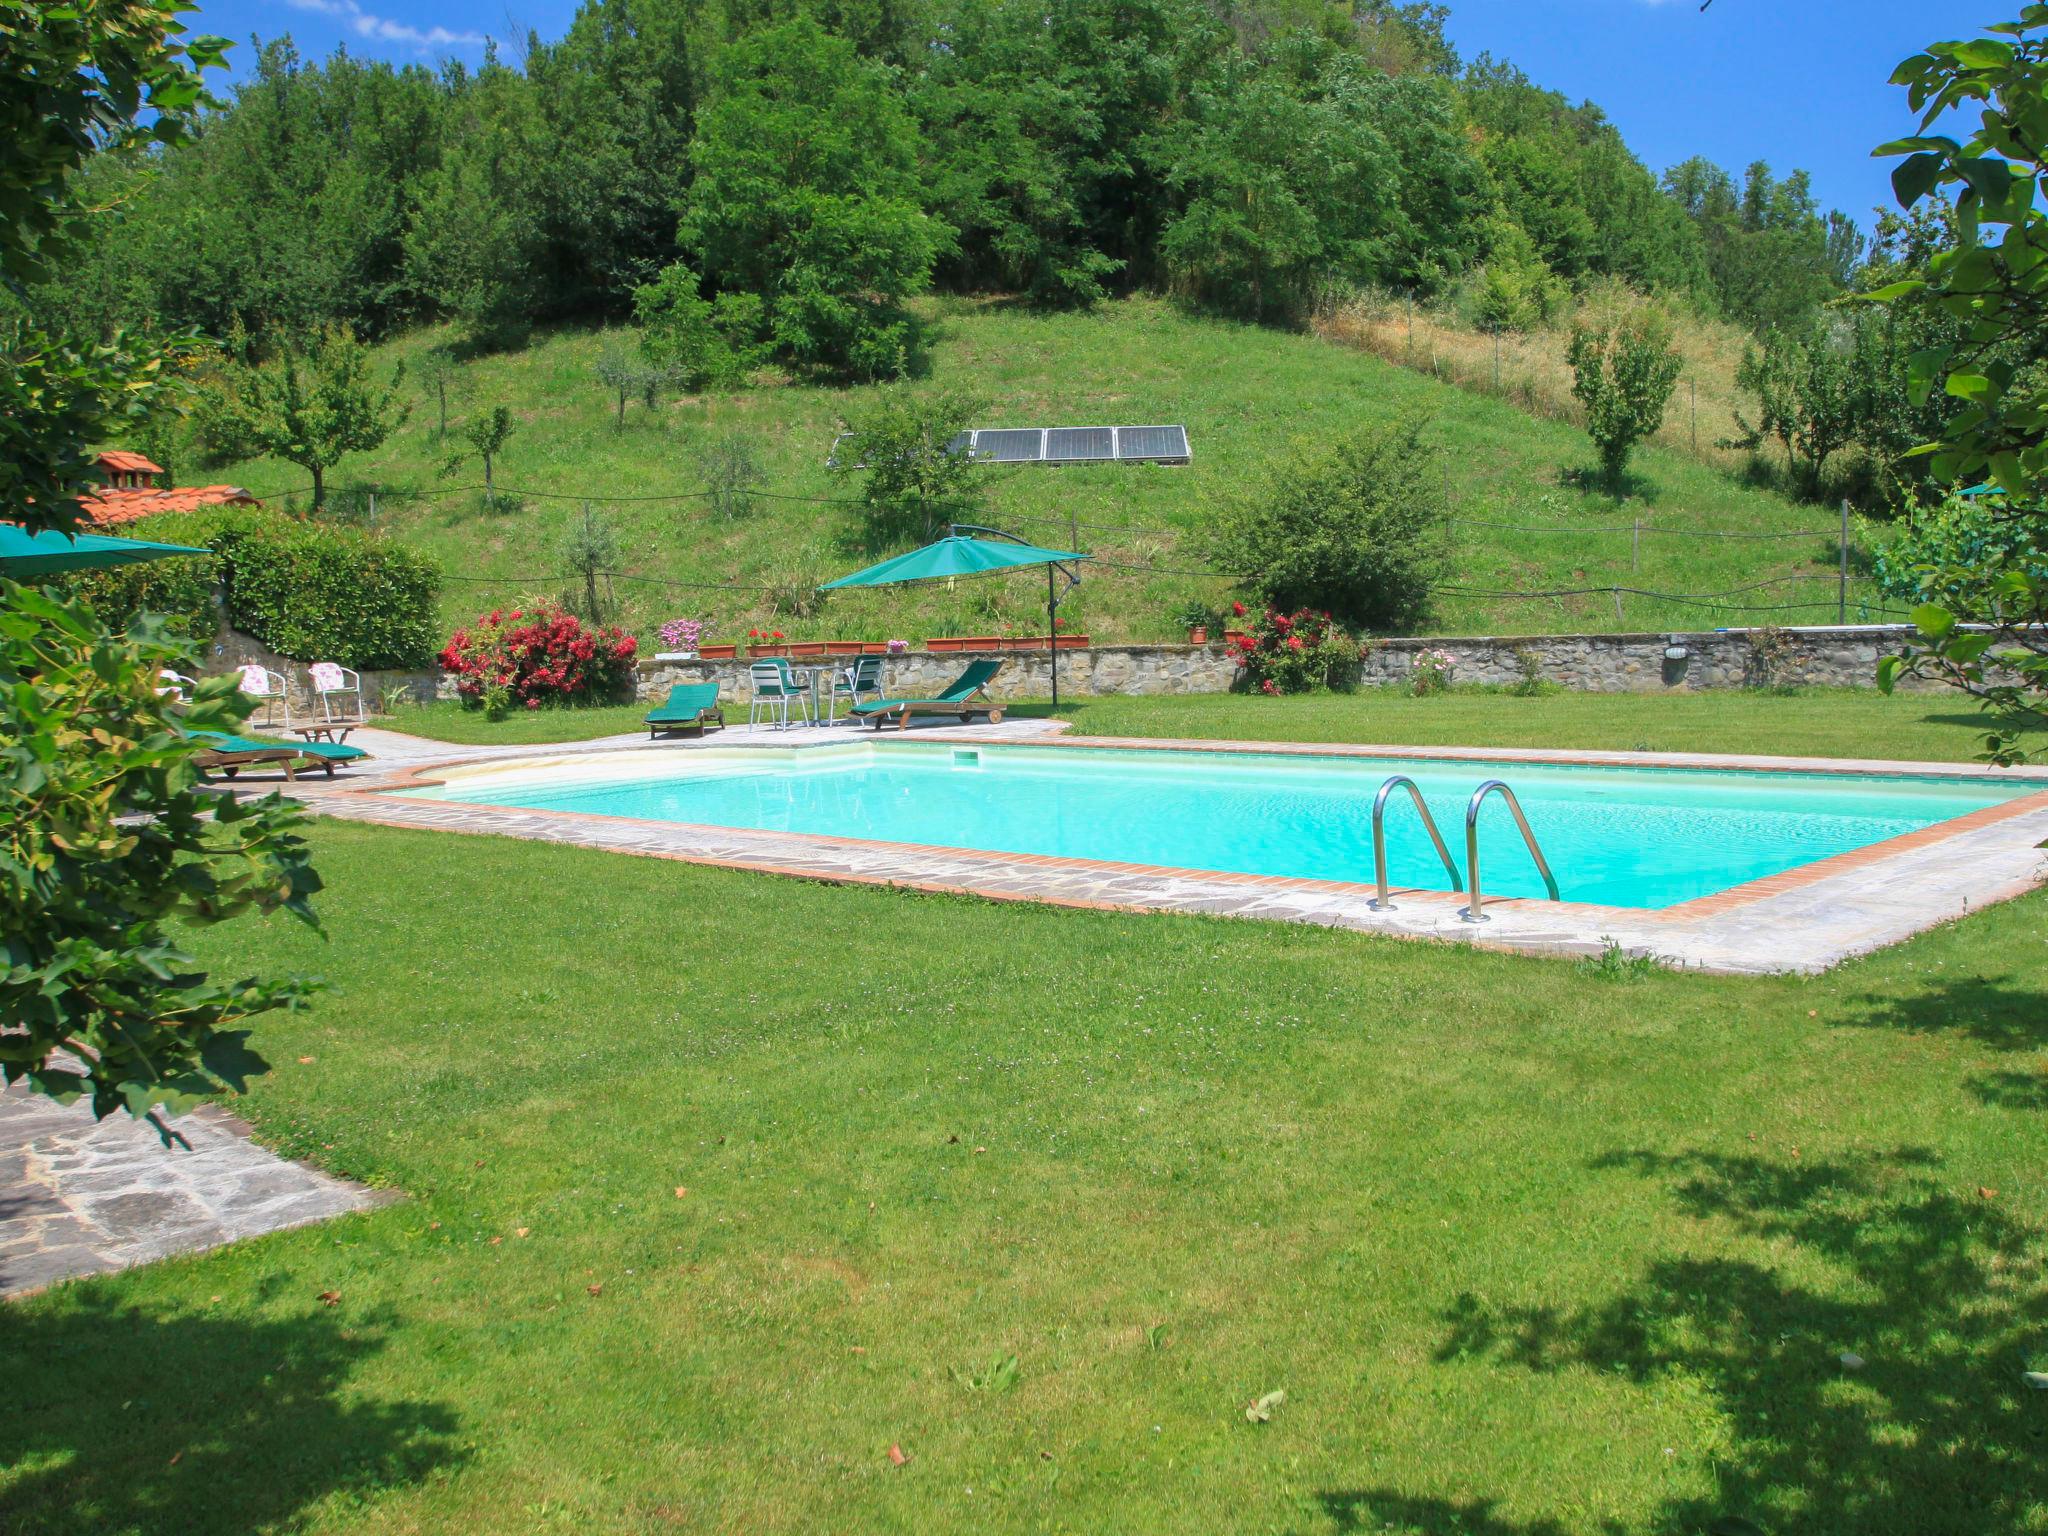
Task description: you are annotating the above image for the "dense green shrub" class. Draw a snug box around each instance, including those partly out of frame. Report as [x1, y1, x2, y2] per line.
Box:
[64, 507, 443, 669]
[1202, 418, 1445, 632]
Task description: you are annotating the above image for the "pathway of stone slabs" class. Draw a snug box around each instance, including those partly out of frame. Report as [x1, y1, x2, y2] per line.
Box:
[0, 1083, 388, 1300]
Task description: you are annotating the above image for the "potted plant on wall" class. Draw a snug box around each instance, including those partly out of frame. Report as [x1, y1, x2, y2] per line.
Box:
[655, 618, 703, 660]
[1222, 599, 1252, 647]
[747, 628, 790, 658]
[1175, 600, 1218, 645]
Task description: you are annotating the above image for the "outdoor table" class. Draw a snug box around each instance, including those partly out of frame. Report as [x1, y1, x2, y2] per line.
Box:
[786, 665, 857, 726]
[290, 721, 359, 745]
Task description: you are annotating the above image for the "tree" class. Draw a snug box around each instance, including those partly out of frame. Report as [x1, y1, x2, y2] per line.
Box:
[1868, 8, 2048, 760]
[1731, 318, 1862, 498]
[678, 18, 952, 379]
[1201, 418, 1446, 632]
[214, 325, 407, 509]
[417, 345, 459, 438]
[701, 433, 763, 521]
[1567, 311, 1683, 487]
[442, 406, 516, 509]
[832, 387, 985, 549]
[594, 335, 664, 429]
[561, 504, 622, 623]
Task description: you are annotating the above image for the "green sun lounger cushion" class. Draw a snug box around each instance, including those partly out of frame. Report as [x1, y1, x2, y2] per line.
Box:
[849, 660, 1002, 715]
[187, 730, 368, 762]
[645, 684, 725, 734]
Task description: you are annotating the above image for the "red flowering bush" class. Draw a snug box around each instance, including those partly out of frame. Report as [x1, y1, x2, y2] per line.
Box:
[440, 604, 638, 715]
[1227, 606, 1359, 694]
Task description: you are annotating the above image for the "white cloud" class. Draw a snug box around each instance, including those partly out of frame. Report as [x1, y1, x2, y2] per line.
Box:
[283, 0, 486, 50]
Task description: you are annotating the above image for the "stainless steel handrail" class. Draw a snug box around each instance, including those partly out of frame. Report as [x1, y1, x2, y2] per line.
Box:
[1370, 776, 1463, 910]
[1462, 780, 1561, 923]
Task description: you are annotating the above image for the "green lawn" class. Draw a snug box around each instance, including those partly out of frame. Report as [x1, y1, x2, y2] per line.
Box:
[381, 699, 655, 745]
[1049, 686, 2038, 764]
[3, 823, 2042, 1535]
[173, 297, 1882, 647]
[385, 686, 2033, 763]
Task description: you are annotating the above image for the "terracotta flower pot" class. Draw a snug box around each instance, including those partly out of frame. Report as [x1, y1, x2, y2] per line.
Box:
[860, 642, 890, 655]
[1187, 625, 1209, 645]
[1224, 630, 1251, 646]
[698, 644, 737, 659]
[963, 635, 1002, 651]
[926, 637, 965, 652]
[1051, 633, 1089, 650]
[750, 643, 789, 658]
[824, 641, 866, 655]
[788, 642, 828, 658]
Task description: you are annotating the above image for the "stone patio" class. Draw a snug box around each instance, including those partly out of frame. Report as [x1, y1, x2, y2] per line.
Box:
[0, 1083, 390, 1299]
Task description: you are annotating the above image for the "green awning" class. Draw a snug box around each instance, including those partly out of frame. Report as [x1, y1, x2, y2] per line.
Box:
[0, 524, 211, 576]
[820, 534, 1087, 590]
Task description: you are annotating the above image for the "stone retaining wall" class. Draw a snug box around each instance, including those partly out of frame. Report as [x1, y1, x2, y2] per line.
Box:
[637, 644, 1240, 702]
[1358, 625, 1930, 693]
[201, 622, 2004, 711]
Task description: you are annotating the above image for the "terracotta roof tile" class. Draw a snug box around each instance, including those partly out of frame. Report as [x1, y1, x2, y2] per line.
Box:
[85, 486, 261, 527]
[96, 450, 165, 476]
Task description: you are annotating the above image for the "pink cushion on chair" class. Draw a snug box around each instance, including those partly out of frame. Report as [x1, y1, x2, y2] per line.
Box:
[310, 662, 347, 694]
[238, 664, 273, 695]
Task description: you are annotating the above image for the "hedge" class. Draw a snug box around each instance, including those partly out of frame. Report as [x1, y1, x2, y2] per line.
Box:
[64, 507, 444, 670]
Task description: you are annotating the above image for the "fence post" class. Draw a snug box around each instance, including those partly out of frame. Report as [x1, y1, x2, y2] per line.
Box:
[1690, 379, 1698, 456]
[1405, 295, 1413, 360]
[1632, 517, 1640, 573]
[368, 491, 377, 531]
[1838, 498, 1850, 625]
[1492, 327, 1500, 391]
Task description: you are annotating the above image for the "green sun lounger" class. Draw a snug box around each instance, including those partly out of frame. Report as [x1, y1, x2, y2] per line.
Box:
[186, 730, 370, 780]
[850, 659, 1006, 731]
[645, 683, 726, 737]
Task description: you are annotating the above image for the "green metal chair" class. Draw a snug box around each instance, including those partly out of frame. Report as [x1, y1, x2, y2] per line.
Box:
[747, 659, 813, 730]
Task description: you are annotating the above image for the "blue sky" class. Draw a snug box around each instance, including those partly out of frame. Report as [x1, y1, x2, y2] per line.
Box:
[198, 0, 1997, 229]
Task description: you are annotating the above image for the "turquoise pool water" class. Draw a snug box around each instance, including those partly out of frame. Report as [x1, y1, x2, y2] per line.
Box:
[401, 742, 2038, 909]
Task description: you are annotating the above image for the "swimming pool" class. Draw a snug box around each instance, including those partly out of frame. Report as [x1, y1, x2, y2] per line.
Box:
[396, 741, 2042, 910]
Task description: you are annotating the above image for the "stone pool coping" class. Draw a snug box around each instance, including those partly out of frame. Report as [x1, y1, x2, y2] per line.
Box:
[279, 726, 2048, 976]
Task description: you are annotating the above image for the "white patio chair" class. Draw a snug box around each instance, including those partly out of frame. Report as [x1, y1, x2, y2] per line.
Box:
[156, 670, 195, 705]
[309, 661, 363, 723]
[236, 663, 292, 731]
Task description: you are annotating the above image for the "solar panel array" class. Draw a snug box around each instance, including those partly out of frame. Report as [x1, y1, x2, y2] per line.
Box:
[952, 425, 1191, 465]
[831, 425, 1191, 469]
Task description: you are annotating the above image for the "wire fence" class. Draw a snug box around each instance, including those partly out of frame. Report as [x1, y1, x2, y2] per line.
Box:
[239, 477, 1886, 626]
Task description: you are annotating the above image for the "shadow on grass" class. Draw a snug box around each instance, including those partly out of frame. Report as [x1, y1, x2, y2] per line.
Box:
[1842, 971, 2048, 1055]
[1413, 1147, 2046, 1536]
[0, 1295, 464, 1536]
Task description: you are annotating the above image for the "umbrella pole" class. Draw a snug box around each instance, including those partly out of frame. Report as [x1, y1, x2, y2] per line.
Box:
[1047, 561, 1059, 712]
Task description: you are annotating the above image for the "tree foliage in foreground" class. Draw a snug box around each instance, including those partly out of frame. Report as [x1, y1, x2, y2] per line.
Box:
[1870, 7, 2048, 760]
[0, 2, 324, 1127]
[1, 587, 322, 1137]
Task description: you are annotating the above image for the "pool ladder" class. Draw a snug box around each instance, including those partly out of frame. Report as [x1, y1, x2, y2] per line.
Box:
[1370, 776, 1562, 923]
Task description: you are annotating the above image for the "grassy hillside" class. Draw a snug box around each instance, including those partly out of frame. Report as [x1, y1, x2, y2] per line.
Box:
[196, 298, 1890, 648]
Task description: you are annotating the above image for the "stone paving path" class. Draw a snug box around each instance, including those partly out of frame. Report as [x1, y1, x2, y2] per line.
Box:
[0, 1083, 389, 1299]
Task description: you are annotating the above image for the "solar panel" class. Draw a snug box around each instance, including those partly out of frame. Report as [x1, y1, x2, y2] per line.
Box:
[1044, 427, 1116, 462]
[972, 429, 1045, 463]
[944, 432, 973, 457]
[1115, 425, 1191, 462]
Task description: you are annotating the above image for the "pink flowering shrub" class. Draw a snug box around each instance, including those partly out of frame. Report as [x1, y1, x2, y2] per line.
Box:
[440, 604, 638, 715]
[1226, 606, 1358, 694]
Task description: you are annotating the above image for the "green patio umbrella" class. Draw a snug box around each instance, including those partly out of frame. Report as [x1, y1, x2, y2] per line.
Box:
[821, 526, 1088, 707]
[0, 524, 210, 577]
